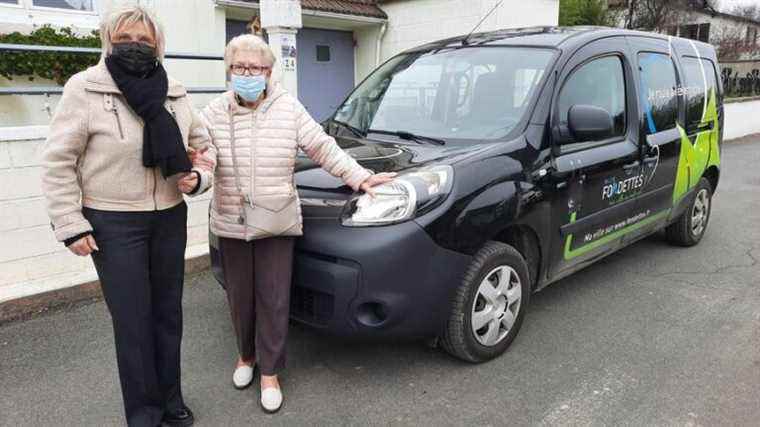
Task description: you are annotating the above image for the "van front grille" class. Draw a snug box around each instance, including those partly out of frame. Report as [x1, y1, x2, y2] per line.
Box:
[290, 286, 334, 326]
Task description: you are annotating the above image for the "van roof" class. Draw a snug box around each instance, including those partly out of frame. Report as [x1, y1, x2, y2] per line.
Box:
[407, 26, 716, 58]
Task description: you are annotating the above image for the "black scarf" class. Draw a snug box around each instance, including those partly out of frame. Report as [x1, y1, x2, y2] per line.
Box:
[105, 57, 191, 178]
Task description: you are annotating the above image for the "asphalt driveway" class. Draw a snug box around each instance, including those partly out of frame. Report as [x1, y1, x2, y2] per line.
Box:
[1, 137, 759, 426]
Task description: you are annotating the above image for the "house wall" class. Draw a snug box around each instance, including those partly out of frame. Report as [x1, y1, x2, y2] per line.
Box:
[354, 24, 382, 82]
[675, 10, 760, 56]
[378, 0, 560, 60]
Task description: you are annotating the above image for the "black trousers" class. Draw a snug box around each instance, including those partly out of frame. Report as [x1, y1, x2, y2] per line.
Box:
[84, 202, 187, 427]
[219, 236, 295, 375]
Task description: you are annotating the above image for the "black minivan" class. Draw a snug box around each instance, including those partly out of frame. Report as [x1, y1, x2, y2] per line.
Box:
[210, 27, 723, 362]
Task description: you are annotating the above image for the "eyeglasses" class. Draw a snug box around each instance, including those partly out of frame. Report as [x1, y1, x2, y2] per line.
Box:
[230, 64, 271, 76]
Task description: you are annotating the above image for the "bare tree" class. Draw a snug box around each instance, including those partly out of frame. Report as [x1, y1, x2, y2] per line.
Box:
[623, 0, 721, 31]
[713, 25, 751, 60]
[731, 4, 760, 22]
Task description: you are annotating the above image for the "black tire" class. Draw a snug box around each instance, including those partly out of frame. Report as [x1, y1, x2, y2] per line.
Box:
[440, 241, 530, 363]
[666, 177, 713, 247]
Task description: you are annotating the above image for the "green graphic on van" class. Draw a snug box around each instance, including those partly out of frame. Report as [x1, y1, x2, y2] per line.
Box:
[563, 209, 670, 260]
[563, 87, 720, 261]
[672, 88, 720, 205]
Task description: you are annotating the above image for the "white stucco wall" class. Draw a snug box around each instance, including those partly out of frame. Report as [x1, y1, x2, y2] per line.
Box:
[148, 0, 227, 95]
[0, 130, 213, 304]
[354, 24, 382, 83]
[724, 98, 760, 140]
[378, 0, 560, 60]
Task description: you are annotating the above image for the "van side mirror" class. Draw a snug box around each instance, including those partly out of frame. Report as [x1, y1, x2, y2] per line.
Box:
[567, 104, 614, 142]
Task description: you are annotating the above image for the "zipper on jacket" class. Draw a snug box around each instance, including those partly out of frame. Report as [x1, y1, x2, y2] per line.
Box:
[250, 112, 257, 204]
[113, 105, 125, 140]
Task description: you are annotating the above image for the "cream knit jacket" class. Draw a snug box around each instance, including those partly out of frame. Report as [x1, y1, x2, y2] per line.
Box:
[41, 61, 212, 242]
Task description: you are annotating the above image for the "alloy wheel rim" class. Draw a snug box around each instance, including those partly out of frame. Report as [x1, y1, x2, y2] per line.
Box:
[691, 188, 709, 236]
[471, 265, 522, 347]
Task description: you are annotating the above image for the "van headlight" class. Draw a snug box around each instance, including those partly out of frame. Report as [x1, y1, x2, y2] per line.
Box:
[341, 165, 453, 226]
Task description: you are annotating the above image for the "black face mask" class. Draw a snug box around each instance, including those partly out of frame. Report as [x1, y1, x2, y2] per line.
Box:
[110, 42, 158, 77]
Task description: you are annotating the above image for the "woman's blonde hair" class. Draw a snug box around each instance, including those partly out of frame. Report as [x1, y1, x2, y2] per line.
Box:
[100, 5, 166, 60]
[224, 34, 277, 69]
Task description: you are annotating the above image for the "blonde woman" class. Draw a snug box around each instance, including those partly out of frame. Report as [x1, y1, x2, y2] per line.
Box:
[192, 35, 394, 413]
[41, 6, 210, 426]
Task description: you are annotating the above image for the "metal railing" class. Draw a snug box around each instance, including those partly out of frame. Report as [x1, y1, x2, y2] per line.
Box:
[0, 43, 227, 96]
[720, 60, 760, 99]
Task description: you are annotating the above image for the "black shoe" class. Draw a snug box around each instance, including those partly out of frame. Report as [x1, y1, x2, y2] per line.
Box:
[162, 406, 194, 427]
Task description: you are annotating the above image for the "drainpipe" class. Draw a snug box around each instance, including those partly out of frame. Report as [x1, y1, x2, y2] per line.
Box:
[376, 22, 388, 67]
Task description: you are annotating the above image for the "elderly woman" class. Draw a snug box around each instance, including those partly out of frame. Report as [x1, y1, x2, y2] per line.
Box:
[193, 34, 393, 413]
[40, 6, 210, 427]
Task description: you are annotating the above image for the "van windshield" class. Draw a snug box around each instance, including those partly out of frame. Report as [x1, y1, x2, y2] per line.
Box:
[333, 47, 555, 141]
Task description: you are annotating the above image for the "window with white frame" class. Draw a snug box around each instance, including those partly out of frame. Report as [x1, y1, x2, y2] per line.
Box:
[0, 0, 99, 29]
[0, 0, 97, 12]
[34, 0, 95, 11]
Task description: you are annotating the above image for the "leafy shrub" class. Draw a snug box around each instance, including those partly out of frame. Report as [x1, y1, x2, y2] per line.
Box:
[0, 25, 101, 85]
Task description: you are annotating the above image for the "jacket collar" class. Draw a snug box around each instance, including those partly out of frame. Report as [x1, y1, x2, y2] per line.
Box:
[84, 59, 187, 97]
[226, 83, 288, 115]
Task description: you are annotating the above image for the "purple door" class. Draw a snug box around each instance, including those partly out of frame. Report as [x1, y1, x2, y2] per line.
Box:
[296, 28, 355, 122]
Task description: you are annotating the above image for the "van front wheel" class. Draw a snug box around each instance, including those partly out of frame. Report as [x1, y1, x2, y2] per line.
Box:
[666, 177, 713, 247]
[441, 242, 530, 363]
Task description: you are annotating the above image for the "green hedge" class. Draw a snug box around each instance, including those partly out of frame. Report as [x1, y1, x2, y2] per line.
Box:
[0, 25, 101, 86]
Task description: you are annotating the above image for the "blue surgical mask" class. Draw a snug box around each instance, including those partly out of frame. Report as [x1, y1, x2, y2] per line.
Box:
[231, 74, 266, 102]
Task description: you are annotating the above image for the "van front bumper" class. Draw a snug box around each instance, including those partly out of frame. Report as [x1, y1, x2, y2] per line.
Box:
[210, 218, 472, 339]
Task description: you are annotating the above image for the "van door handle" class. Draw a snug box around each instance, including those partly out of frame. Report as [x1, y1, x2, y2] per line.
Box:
[622, 160, 640, 171]
[697, 121, 714, 132]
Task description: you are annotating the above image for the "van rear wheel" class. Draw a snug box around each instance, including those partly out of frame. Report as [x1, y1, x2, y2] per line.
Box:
[441, 242, 530, 363]
[666, 177, 713, 247]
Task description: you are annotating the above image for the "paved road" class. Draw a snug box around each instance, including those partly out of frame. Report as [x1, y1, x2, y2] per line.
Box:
[2, 139, 759, 427]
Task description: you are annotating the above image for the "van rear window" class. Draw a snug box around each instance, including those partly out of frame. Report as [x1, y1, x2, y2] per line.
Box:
[681, 57, 719, 133]
[637, 53, 678, 134]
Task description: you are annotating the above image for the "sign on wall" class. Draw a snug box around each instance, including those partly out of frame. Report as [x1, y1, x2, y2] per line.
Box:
[280, 33, 297, 71]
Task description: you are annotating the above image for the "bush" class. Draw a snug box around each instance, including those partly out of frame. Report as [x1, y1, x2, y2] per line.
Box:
[0, 25, 101, 86]
[560, 0, 618, 27]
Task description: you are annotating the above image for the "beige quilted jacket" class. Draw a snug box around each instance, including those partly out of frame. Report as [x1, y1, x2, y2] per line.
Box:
[200, 86, 372, 241]
[41, 61, 212, 242]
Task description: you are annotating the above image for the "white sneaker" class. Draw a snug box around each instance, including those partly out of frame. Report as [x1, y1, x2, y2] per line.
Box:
[232, 364, 254, 389]
[260, 387, 283, 413]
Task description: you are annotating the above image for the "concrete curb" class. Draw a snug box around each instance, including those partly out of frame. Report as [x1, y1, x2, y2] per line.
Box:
[725, 133, 760, 144]
[0, 254, 211, 326]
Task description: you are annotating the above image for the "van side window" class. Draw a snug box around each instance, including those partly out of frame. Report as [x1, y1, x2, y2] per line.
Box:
[681, 57, 719, 133]
[637, 53, 678, 134]
[558, 56, 627, 141]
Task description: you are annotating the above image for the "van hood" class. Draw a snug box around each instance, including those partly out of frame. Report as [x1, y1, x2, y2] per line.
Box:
[294, 135, 489, 192]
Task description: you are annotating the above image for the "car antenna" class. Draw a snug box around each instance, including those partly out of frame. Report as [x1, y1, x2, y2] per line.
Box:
[462, 0, 504, 46]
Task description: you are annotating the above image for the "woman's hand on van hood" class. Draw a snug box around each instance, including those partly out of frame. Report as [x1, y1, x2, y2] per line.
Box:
[359, 172, 398, 198]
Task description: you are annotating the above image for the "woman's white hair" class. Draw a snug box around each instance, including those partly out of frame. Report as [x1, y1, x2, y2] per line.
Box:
[224, 34, 277, 69]
[100, 5, 166, 60]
